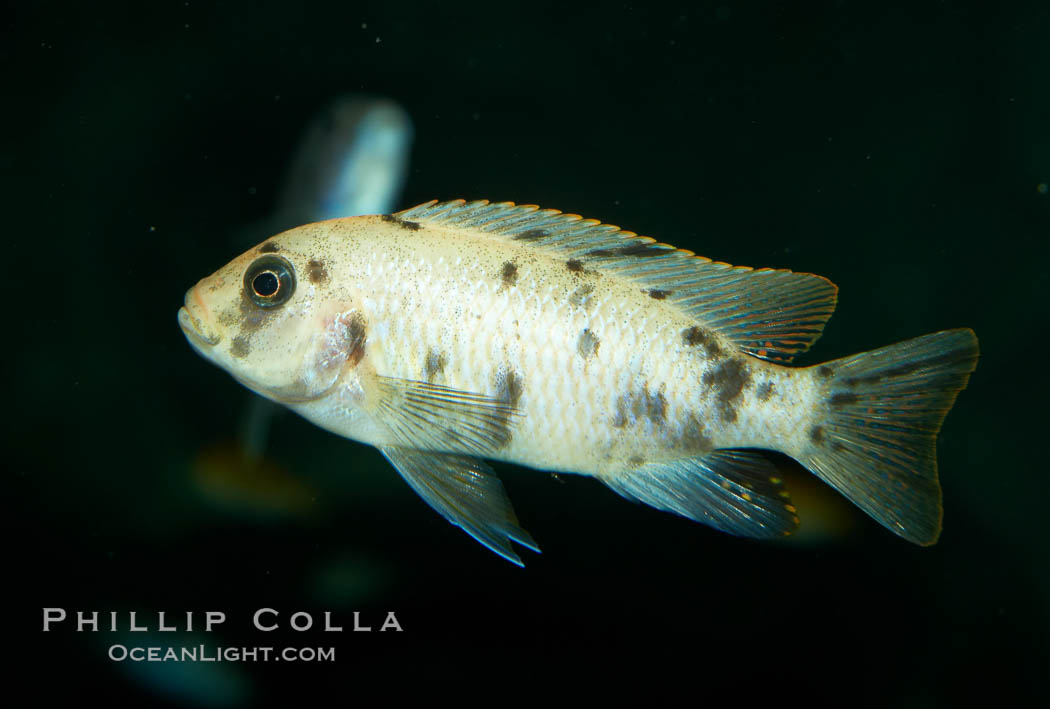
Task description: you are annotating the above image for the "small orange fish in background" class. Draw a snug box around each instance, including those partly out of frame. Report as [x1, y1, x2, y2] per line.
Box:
[190, 441, 317, 519]
[179, 199, 978, 565]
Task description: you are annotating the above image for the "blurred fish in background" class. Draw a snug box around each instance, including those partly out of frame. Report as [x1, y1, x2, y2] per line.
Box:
[104, 630, 253, 708]
[277, 98, 413, 228]
[191, 97, 413, 519]
[773, 461, 863, 545]
[136, 97, 414, 709]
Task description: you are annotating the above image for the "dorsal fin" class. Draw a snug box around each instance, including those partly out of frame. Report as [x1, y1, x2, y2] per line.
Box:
[396, 199, 838, 362]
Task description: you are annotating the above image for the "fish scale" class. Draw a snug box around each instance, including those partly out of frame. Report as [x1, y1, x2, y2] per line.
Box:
[179, 199, 978, 564]
[359, 239, 731, 473]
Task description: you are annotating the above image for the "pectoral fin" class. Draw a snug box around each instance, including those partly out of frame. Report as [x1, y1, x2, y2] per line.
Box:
[604, 449, 800, 539]
[374, 376, 520, 455]
[380, 446, 540, 566]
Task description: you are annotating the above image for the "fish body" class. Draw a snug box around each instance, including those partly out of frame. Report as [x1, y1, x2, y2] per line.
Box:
[179, 200, 978, 564]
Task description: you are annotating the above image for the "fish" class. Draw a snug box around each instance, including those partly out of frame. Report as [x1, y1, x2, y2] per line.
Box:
[274, 97, 413, 229]
[178, 199, 979, 565]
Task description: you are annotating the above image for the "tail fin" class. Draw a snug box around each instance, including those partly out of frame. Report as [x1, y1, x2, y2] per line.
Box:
[798, 328, 979, 545]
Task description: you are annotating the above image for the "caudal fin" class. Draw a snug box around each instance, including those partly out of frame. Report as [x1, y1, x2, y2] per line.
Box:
[798, 328, 979, 545]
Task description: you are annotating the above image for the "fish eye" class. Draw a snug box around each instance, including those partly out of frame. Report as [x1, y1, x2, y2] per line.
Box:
[244, 255, 296, 308]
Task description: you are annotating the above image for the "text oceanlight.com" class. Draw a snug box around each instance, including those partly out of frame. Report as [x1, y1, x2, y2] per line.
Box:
[107, 645, 336, 662]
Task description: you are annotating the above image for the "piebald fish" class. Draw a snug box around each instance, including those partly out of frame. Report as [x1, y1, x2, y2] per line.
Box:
[178, 199, 979, 565]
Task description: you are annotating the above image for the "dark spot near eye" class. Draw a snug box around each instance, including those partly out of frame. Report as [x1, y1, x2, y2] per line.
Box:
[230, 336, 251, 358]
[381, 214, 421, 230]
[569, 284, 594, 308]
[258, 241, 280, 253]
[647, 289, 672, 300]
[829, 392, 859, 407]
[238, 293, 278, 332]
[809, 425, 825, 445]
[677, 414, 714, 454]
[612, 384, 667, 428]
[566, 259, 584, 273]
[682, 326, 724, 358]
[701, 358, 752, 423]
[818, 366, 834, 379]
[514, 229, 547, 241]
[500, 261, 518, 288]
[757, 381, 775, 401]
[577, 328, 600, 359]
[424, 350, 446, 382]
[307, 259, 328, 284]
[346, 313, 367, 366]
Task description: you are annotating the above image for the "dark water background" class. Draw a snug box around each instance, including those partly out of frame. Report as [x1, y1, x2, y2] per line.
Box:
[8, 1, 1048, 705]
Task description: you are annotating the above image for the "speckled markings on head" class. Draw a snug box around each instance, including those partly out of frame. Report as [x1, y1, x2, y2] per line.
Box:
[286, 214, 822, 479]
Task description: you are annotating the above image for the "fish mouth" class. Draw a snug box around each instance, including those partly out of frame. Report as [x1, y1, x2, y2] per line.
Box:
[178, 289, 222, 349]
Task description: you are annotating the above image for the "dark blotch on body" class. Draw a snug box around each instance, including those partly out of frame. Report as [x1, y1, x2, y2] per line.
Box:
[230, 336, 251, 358]
[566, 259, 584, 273]
[648, 289, 672, 300]
[424, 350, 446, 382]
[613, 384, 667, 428]
[381, 214, 421, 231]
[701, 358, 752, 423]
[492, 367, 525, 448]
[258, 241, 280, 253]
[587, 242, 665, 258]
[616, 242, 665, 257]
[307, 259, 329, 284]
[818, 366, 834, 379]
[495, 368, 524, 408]
[577, 328, 600, 359]
[346, 313, 367, 366]
[678, 415, 714, 454]
[757, 381, 775, 401]
[569, 284, 594, 308]
[809, 425, 825, 445]
[515, 229, 547, 241]
[829, 392, 859, 407]
[500, 261, 518, 288]
[682, 326, 724, 359]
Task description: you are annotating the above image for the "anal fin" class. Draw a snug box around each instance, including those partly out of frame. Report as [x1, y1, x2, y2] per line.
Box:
[603, 449, 800, 539]
[380, 446, 540, 566]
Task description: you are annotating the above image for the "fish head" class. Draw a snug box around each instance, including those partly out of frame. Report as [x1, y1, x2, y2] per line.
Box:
[178, 224, 364, 406]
